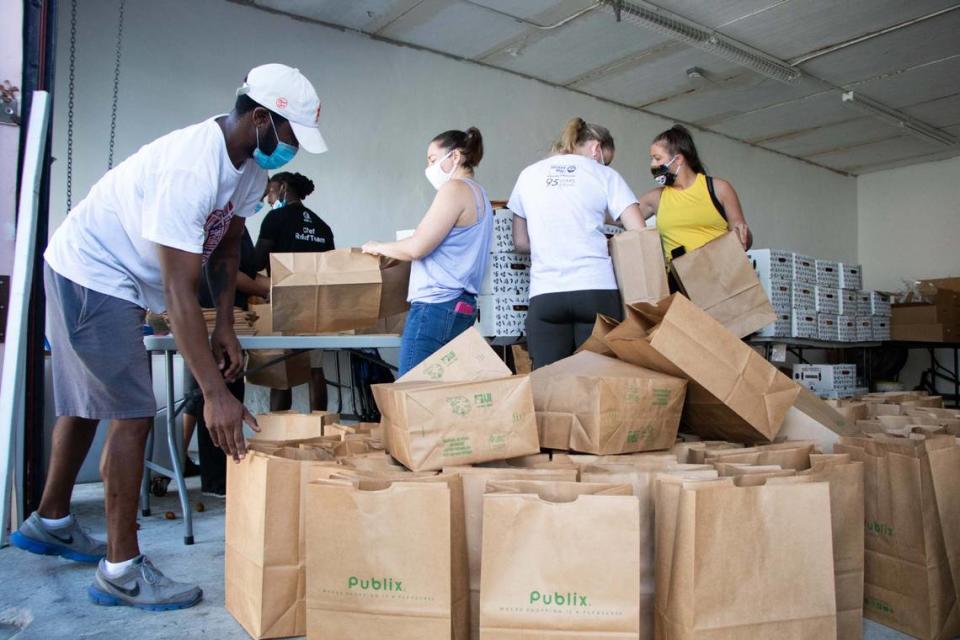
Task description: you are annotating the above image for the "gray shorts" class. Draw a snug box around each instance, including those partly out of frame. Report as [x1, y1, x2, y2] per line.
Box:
[44, 264, 155, 419]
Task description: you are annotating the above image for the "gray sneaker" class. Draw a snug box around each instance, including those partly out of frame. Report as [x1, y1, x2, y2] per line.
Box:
[9, 513, 106, 564]
[88, 556, 203, 611]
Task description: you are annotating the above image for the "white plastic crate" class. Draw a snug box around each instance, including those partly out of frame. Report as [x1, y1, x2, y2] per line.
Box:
[839, 263, 863, 290]
[792, 282, 816, 312]
[838, 289, 859, 316]
[818, 313, 840, 342]
[816, 260, 841, 288]
[793, 363, 857, 395]
[478, 294, 528, 338]
[873, 316, 891, 341]
[856, 316, 873, 342]
[815, 286, 840, 315]
[757, 310, 791, 338]
[792, 309, 818, 339]
[480, 252, 531, 297]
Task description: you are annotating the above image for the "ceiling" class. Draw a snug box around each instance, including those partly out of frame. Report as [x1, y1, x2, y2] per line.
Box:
[242, 0, 960, 175]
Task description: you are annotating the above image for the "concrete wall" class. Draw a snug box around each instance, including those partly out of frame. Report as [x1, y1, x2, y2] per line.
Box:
[49, 0, 858, 263]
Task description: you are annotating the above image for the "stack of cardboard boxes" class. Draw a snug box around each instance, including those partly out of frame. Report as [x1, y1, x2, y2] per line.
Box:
[891, 277, 960, 342]
[478, 208, 530, 343]
[748, 249, 891, 342]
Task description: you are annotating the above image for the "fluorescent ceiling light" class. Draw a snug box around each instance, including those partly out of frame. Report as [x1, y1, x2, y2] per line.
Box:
[841, 91, 957, 146]
[598, 0, 802, 84]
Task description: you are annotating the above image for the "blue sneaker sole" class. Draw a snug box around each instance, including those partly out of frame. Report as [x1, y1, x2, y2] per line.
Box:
[87, 585, 204, 611]
[9, 531, 103, 564]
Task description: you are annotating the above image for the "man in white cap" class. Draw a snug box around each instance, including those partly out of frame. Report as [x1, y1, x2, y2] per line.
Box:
[11, 64, 326, 611]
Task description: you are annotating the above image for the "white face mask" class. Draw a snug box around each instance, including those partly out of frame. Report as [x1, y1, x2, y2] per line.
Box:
[425, 149, 456, 190]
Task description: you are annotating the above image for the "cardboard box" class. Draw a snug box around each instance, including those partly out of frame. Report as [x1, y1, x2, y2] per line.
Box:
[601, 223, 625, 236]
[758, 276, 792, 311]
[890, 323, 951, 342]
[792, 309, 819, 339]
[815, 286, 840, 314]
[793, 364, 857, 395]
[530, 351, 687, 454]
[748, 249, 793, 282]
[794, 253, 818, 284]
[480, 252, 530, 297]
[838, 289, 858, 316]
[792, 281, 816, 312]
[856, 316, 874, 342]
[604, 294, 800, 442]
[270, 250, 410, 334]
[609, 229, 669, 310]
[490, 208, 516, 253]
[837, 314, 858, 342]
[873, 316, 891, 341]
[670, 232, 776, 339]
[816, 259, 841, 288]
[839, 263, 863, 290]
[477, 294, 527, 339]
[857, 291, 872, 316]
[892, 298, 960, 342]
[869, 291, 892, 316]
[758, 310, 792, 338]
[818, 313, 840, 342]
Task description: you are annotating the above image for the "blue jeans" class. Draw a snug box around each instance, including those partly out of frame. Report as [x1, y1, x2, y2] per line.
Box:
[399, 293, 478, 376]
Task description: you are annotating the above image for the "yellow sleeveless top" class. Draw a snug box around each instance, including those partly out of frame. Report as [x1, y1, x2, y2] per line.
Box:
[656, 173, 728, 260]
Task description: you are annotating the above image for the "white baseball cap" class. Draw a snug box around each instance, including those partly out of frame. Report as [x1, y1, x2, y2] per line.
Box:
[237, 63, 327, 154]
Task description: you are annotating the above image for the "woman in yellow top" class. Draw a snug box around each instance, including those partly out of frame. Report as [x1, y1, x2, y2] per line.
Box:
[638, 124, 752, 259]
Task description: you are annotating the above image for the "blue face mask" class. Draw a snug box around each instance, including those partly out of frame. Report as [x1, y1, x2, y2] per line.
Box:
[253, 113, 298, 170]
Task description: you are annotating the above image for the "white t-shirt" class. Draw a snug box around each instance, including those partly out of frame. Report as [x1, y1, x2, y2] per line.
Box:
[507, 154, 639, 297]
[45, 116, 266, 312]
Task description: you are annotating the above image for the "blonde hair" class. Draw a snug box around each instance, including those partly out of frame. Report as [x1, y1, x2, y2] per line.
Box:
[551, 117, 615, 155]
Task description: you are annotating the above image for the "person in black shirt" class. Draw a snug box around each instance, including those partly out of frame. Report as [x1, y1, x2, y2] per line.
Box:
[255, 172, 335, 271]
[254, 172, 335, 412]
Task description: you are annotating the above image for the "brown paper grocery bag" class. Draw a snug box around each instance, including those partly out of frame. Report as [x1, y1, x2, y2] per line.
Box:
[305, 473, 469, 640]
[768, 455, 865, 640]
[480, 482, 641, 639]
[701, 440, 818, 470]
[835, 434, 960, 640]
[373, 375, 540, 471]
[442, 466, 579, 640]
[250, 411, 339, 443]
[225, 449, 342, 639]
[669, 232, 776, 339]
[271, 249, 410, 334]
[655, 477, 838, 639]
[398, 327, 511, 384]
[610, 229, 670, 313]
[577, 314, 621, 357]
[672, 440, 742, 464]
[581, 463, 716, 640]
[606, 294, 799, 442]
[531, 351, 687, 454]
[245, 348, 312, 389]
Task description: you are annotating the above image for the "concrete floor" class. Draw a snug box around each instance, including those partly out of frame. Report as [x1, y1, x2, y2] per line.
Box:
[0, 480, 916, 640]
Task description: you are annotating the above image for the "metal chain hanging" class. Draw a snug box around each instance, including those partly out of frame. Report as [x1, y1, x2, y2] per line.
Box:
[107, 0, 125, 169]
[65, 0, 78, 211]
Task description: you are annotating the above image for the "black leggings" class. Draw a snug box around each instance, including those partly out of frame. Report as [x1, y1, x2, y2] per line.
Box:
[525, 289, 623, 369]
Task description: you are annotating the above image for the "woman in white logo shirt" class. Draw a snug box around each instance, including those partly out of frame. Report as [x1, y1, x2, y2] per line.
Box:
[508, 117, 646, 368]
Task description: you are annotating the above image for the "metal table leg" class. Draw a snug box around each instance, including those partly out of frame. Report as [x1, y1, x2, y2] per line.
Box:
[164, 351, 193, 545]
[139, 421, 154, 517]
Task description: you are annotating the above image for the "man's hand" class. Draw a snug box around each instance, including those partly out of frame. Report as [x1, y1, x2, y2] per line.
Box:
[211, 323, 243, 382]
[203, 389, 260, 462]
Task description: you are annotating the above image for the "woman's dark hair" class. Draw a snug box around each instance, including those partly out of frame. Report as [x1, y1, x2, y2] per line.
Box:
[271, 171, 315, 199]
[432, 127, 484, 169]
[653, 124, 706, 174]
[552, 117, 615, 155]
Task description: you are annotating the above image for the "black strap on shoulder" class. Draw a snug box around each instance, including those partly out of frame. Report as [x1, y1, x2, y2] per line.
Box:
[705, 175, 727, 221]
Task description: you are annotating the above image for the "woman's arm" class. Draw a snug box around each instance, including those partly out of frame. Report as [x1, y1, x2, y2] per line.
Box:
[715, 179, 752, 249]
[637, 187, 663, 220]
[619, 203, 646, 231]
[362, 181, 467, 261]
[512, 214, 530, 254]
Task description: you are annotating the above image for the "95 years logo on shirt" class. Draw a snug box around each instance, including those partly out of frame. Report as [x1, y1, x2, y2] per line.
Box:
[545, 164, 577, 188]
